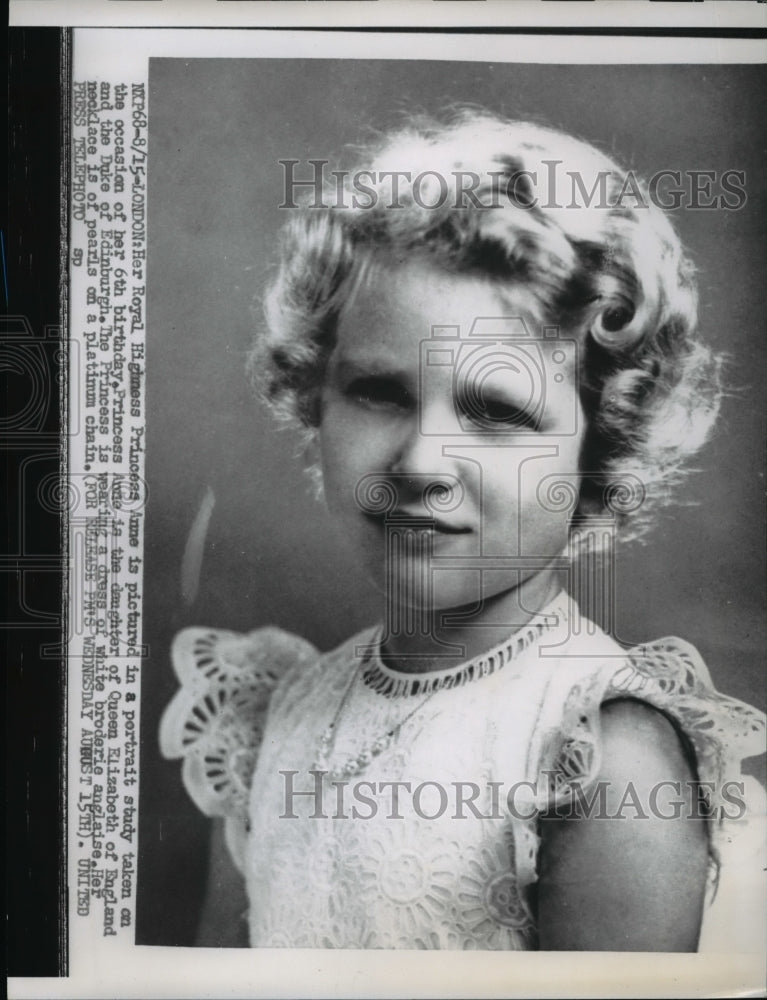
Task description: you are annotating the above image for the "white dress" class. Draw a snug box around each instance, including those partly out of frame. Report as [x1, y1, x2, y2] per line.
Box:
[160, 593, 766, 951]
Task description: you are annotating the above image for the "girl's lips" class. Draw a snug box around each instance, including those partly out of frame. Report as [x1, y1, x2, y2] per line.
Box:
[429, 521, 472, 535]
[363, 510, 472, 534]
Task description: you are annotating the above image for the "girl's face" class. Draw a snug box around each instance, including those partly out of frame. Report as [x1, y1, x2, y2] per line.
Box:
[319, 258, 586, 615]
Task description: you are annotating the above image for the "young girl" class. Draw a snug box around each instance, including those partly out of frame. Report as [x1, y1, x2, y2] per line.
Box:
[160, 113, 765, 951]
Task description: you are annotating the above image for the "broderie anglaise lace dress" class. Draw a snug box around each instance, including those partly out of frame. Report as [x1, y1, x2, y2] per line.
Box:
[160, 593, 766, 951]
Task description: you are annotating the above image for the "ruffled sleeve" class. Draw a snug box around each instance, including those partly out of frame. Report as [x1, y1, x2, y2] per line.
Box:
[536, 637, 765, 812]
[160, 625, 318, 872]
[607, 638, 764, 800]
[530, 636, 766, 946]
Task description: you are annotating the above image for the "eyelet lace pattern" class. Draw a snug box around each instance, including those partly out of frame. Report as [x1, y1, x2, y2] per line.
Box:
[160, 625, 318, 868]
[538, 637, 765, 811]
[161, 609, 765, 950]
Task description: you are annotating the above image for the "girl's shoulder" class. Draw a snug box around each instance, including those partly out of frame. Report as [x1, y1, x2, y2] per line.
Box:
[541, 629, 765, 791]
[536, 628, 766, 951]
[604, 634, 764, 775]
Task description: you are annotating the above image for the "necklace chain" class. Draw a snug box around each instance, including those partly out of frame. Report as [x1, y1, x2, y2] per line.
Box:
[313, 663, 437, 780]
[313, 603, 564, 780]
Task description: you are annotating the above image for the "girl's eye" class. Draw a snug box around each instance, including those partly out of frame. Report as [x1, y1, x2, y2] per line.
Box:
[348, 376, 413, 410]
[465, 396, 542, 431]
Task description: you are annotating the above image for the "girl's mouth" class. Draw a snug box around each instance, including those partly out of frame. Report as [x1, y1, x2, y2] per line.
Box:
[428, 521, 472, 535]
[363, 510, 472, 535]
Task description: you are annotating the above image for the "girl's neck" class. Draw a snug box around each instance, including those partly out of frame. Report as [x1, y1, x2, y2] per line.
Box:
[378, 567, 564, 674]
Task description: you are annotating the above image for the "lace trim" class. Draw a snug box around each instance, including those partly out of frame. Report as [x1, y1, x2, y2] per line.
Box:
[361, 594, 569, 698]
[610, 639, 765, 816]
[537, 636, 765, 798]
[534, 635, 766, 902]
[160, 625, 318, 824]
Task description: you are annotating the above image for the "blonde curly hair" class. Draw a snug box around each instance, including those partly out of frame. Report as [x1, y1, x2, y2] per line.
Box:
[251, 111, 722, 544]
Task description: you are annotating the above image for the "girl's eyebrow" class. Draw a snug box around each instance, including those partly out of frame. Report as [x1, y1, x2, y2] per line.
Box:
[333, 357, 413, 381]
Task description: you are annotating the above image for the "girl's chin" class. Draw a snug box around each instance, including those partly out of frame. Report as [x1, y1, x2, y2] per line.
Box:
[365, 569, 525, 617]
[364, 564, 563, 624]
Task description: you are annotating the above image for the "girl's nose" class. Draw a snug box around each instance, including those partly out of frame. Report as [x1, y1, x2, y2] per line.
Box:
[389, 408, 455, 478]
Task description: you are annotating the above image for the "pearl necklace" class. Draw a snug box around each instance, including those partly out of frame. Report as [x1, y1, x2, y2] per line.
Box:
[313, 599, 565, 780]
[314, 657, 438, 780]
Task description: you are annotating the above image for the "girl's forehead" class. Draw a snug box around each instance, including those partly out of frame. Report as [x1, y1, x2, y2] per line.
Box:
[335, 256, 563, 358]
[346, 255, 543, 322]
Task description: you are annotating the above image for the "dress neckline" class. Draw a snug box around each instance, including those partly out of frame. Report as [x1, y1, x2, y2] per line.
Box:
[360, 591, 570, 698]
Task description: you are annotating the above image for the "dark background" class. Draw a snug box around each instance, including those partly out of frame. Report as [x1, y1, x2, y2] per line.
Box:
[137, 58, 766, 946]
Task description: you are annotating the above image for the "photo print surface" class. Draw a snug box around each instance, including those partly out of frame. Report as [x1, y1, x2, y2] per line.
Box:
[137, 55, 766, 954]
